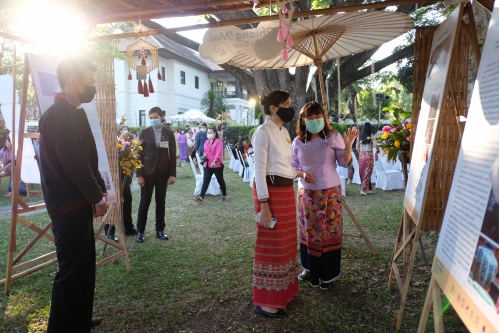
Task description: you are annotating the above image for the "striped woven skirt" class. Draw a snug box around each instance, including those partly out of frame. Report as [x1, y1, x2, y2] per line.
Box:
[297, 186, 342, 285]
[252, 184, 298, 309]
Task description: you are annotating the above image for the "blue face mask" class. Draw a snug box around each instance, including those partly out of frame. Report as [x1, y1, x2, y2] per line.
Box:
[150, 118, 161, 128]
[305, 118, 325, 134]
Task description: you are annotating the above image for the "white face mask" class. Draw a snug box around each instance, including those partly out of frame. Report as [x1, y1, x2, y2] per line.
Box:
[201, 128, 207, 133]
[207, 133, 215, 140]
[122, 129, 128, 134]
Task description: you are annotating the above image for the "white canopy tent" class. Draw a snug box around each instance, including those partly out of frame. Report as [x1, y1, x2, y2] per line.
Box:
[168, 109, 216, 124]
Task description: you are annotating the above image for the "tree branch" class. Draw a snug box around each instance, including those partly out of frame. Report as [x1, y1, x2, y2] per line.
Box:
[345, 43, 414, 85]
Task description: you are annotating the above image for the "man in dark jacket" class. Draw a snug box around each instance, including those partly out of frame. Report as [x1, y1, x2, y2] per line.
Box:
[194, 122, 208, 155]
[136, 107, 177, 243]
[39, 58, 108, 332]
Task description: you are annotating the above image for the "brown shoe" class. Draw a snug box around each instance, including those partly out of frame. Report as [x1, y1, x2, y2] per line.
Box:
[3, 192, 12, 198]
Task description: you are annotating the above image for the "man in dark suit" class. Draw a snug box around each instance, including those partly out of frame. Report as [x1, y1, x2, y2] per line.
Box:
[39, 58, 108, 332]
[136, 107, 177, 243]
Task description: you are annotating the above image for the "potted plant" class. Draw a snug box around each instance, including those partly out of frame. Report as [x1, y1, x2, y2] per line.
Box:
[376, 107, 412, 162]
[377, 107, 412, 185]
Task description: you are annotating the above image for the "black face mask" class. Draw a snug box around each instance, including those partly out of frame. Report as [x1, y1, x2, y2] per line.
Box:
[276, 107, 295, 123]
[78, 84, 97, 104]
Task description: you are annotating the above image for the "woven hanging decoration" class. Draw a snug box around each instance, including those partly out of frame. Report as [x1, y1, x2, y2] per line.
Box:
[276, 1, 295, 61]
[126, 22, 159, 97]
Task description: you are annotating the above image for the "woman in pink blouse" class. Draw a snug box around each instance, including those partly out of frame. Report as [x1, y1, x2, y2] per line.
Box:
[193, 126, 227, 203]
[291, 102, 358, 290]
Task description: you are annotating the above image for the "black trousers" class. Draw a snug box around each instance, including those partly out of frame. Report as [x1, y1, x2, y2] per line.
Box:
[104, 179, 134, 236]
[200, 164, 227, 198]
[300, 243, 341, 285]
[48, 207, 95, 333]
[136, 170, 169, 233]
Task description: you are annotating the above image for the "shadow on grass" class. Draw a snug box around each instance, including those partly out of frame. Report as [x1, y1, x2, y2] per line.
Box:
[0, 165, 467, 332]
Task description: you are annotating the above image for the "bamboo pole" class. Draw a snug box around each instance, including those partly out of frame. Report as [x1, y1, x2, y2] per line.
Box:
[100, 0, 259, 20]
[314, 58, 327, 108]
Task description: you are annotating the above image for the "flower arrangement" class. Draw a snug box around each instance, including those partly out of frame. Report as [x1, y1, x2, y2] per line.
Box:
[377, 107, 412, 162]
[117, 137, 143, 176]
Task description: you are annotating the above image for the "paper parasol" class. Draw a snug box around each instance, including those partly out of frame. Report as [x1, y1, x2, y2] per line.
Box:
[227, 11, 413, 107]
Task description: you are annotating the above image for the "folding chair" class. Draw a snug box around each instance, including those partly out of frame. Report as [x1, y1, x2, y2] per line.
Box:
[236, 150, 250, 182]
[247, 153, 255, 187]
[374, 158, 405, 191]
[351, 153, 362, 185]
[190, 156, 221, 196]
[226, 144, 237, 170]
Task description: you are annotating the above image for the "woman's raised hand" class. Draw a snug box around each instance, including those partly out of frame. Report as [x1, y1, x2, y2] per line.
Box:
[343, 127, 359, 148]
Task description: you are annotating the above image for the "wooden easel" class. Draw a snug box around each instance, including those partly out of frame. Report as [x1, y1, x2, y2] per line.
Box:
[387, 3, 480, 329]
[2, 54, 131, 294]
[342, 199, 377, 255]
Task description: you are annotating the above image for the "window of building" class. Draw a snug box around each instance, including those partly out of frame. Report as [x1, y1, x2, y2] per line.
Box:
[161, 67, 165, 81]
[136, 72, 146, 80]
[180, 71, 185, 85]
[210, 82, 214, 90]
[195, 76, 199, 89]
[139, 110, 146, 126]
[214, 79, 223, 94]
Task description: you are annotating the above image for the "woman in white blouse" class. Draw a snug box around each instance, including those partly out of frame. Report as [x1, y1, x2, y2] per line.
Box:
[251, 90, 299, 319]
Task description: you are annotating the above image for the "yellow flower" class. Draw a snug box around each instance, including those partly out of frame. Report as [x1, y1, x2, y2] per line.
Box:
[117, 143, 122, 149]
[406, 123, 412, 129]
[381, 132, 389, 140]
[394, 140, 401, 148]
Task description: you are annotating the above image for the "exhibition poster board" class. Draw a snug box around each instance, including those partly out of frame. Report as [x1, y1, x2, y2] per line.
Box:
[403, 6, 460, 224]
[432, 2, 499, 332]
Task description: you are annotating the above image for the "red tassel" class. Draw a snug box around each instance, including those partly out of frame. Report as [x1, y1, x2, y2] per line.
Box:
[148, 75, 154, 93]
[141, 58, 146, 66]
[143, 81, 149, 97]
[157, 69, 162, 80]
[138, 79, 143, 94]
[127, 70, 132, 80]
[287, 35, 294, 47]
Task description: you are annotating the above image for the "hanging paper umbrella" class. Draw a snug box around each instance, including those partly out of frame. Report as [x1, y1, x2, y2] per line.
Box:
[227, 11, 413, 107]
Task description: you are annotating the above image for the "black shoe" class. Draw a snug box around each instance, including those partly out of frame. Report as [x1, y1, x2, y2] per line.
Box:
[125, 227, 137, 236]
[253, 306, 287, 318]
[107, 234, 119, 243]
[90, 317, 101, 328]
[156, 231, 168, 241]
[136, 232, 145, 243]
[319, 282, 330, 290]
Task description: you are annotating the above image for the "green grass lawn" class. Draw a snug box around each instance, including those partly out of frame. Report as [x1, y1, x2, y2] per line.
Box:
[0, 164, 467, 332]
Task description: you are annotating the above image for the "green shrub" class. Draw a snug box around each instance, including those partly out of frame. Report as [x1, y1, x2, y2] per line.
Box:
[127, 126, 147, 135]
[224, 125, 257, 142]
[330, 122, 349, 134]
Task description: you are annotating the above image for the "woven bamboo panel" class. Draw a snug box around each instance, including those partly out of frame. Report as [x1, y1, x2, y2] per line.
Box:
[417, 26, 471, 231]
[91, 57, 121, 225]
[410, 26, 436, 155]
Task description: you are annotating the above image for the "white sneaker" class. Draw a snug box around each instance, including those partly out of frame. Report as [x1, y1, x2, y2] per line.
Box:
[360, 191, 367, 196]
[367, 190, 373, 194]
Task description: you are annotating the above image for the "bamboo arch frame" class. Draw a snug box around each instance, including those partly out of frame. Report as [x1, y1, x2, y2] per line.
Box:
[2, 55, 131, 295]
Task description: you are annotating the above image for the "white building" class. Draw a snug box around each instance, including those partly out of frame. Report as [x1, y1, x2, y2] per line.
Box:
[115, 35, 255, 127]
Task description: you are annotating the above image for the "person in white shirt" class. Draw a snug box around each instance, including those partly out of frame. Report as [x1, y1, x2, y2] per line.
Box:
[251, 89, 298, 319]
